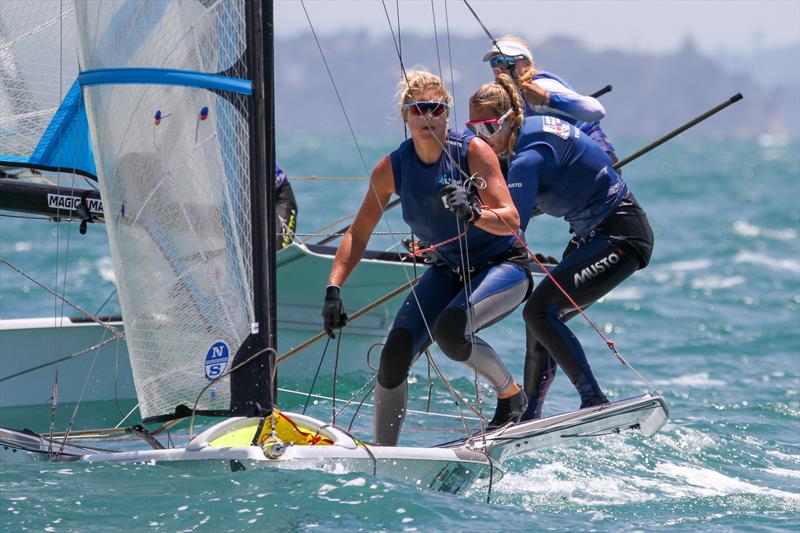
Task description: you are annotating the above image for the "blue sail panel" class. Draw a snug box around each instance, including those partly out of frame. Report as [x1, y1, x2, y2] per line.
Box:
[27, 80, 97, 177]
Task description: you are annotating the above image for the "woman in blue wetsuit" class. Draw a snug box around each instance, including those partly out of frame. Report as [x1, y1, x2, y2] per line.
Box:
[322, 70, 530, 446]
[482, 34, 617, 164]
[467, 74, 654, 420]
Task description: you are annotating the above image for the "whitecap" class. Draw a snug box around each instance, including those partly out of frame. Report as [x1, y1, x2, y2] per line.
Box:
[767, 450, 800, 463]
[14, 241, 32, 252]
[690, 275, 745, 290]
[603, 286, 643, 300]
[734, 220, 798, 241]
[653, 372, 725, 387]
[733, 220, 761, 237]
[734, 251, 800, 274]
[96, 256, 116, 283]
[317, 483, 336, 496]
[765, 466, 800, 479]
[656, 463, 798, 500]
[667, 259, 712, 271]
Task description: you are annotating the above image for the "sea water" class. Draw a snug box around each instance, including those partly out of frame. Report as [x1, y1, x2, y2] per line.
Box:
[0, 137, 798, 531]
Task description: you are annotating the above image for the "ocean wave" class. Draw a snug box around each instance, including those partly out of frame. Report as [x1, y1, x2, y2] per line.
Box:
[764, 466, 800, 480]
[95, 256, 116, 283]
[666, 259, 712, 272]
[733, 220, 797, 241]
[690, 275, 745, 290]
[603, 286, 643, 300]
[655, 463, 798, 501]
[653, 372, 726, 387]
[734, 251, 800, 274]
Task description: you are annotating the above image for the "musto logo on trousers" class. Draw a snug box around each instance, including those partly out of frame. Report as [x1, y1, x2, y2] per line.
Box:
[573, 251, 620, 287]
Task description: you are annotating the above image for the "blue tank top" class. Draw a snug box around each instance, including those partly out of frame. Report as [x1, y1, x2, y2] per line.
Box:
[507, 116, 628, 238]
[527, 70, 616, 154]
[390, 130, 517, 270]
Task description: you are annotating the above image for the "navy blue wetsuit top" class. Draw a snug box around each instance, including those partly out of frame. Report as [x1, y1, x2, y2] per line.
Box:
[526, 71, 616, 154]
[390, 130, 516, 270]
[508, 116, 628, 238]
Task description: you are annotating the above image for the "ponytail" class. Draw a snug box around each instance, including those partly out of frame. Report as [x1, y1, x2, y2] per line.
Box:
[469, 75, 525, 155]
[494, 74, 526, 155]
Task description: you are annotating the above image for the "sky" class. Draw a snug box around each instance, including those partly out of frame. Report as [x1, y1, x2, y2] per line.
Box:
[274, 0, 800, 56]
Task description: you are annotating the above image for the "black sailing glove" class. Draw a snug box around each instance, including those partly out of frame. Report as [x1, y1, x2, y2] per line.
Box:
[440, 182, 482, 223]
[322, 285, 348, 338]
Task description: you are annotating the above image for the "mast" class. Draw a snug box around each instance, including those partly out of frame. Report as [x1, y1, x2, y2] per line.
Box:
[230, 0, 276, 416]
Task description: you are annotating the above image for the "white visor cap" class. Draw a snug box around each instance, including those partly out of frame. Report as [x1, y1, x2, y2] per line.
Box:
[482, 40, 533, 62]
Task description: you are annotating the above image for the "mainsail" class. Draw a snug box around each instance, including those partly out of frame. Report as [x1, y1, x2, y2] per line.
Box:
[0, 2, 94, 176]
[74, 0, 273, 421]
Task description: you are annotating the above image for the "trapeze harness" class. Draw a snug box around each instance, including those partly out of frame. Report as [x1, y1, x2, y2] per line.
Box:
[506, 115, 654, 420]
[275, 163, 297, 249]
[372, 130, 532, 446]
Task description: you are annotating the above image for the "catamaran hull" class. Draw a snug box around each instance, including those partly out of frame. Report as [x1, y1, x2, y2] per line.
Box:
[0, 414, 496, 495]
[0, 395, 668, 494]
[447, 393, 670, 462]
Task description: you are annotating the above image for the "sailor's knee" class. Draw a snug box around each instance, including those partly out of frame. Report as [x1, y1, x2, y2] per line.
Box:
[377, 328, 415, 389]
[523, 300, 559, 339]
[432, 307, 471, 362]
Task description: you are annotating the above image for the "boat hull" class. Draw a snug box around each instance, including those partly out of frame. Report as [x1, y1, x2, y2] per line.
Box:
[0, 243, 417, 408]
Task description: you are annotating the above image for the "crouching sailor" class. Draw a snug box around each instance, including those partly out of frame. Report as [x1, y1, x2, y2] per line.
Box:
[467, 75, 654, 420]
[322, 70, 531, 446]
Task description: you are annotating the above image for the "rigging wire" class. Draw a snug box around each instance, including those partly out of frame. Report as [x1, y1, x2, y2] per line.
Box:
[379, 0, 496, 436]
[332, 332, 343, 425]
[430, 0, 444, 82]
[443, 0, 458, 128]
[298, 0, 371, 177]
[461, 0, 503, 57]
[481, 203, 663, 396]
[280, 388, 480, 422]
[0, 258, 126, 339]
[302, 336, 332, 415]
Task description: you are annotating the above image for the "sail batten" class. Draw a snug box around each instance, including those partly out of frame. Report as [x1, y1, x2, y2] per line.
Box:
[73, 0, 263, 421]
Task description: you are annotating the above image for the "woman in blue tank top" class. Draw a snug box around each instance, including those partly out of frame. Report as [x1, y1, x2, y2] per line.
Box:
[322, 70, 531, 446]
[467, 74, 654, 421]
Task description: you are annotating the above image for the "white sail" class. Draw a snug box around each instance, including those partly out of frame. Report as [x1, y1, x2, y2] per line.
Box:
[0, 2, 79, 165]
[74, 0, 255, 420]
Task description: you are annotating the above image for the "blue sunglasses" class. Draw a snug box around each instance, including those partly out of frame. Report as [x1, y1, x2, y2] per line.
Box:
[489, 54, 527, 69]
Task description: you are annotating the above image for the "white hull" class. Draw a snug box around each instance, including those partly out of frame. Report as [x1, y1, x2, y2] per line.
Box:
[0, 395, 668, 494]
[0, 243, 418, 408]
[0, 413, 495, 494]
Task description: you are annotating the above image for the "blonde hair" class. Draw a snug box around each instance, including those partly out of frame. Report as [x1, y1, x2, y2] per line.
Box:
[495, 33, 537, 83]
[469, 73, 526, 155]
[394, 69, 452, 114]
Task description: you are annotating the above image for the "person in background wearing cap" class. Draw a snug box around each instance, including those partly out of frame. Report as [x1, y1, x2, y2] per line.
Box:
[275, 163, 298, 249]
[483, 34, 618, 165]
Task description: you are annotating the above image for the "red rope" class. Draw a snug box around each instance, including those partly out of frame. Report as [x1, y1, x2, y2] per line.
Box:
[406, 228, 467, 259]
[480, 204, 620, 356]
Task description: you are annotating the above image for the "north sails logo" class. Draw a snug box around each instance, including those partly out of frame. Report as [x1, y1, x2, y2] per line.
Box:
[573, 251, 621, 287]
